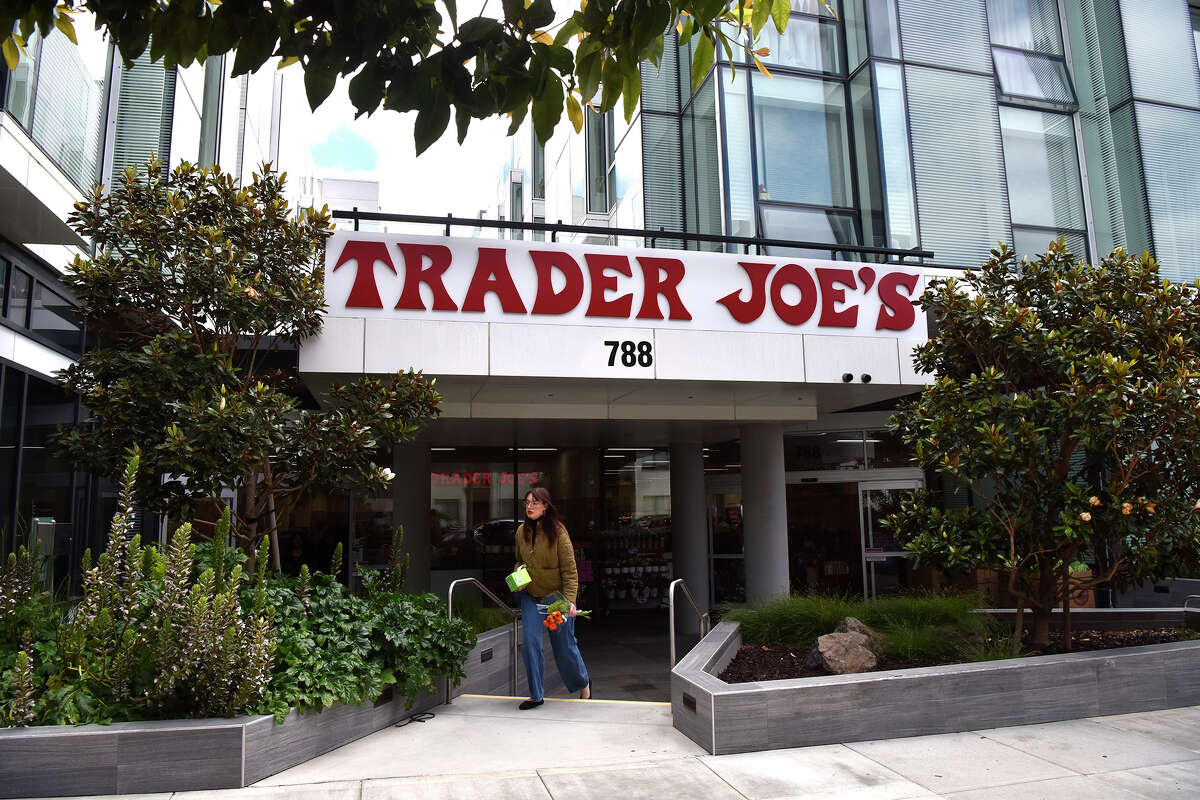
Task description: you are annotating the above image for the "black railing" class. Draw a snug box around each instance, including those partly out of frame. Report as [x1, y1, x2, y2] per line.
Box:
[331, 210, 935, 263]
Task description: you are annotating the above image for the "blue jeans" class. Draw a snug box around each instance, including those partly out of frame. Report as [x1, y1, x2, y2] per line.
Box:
[518, 589, 590, 701]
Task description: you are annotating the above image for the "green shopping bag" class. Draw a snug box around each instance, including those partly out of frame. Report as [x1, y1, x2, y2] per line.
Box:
[506, 563, 531, 591]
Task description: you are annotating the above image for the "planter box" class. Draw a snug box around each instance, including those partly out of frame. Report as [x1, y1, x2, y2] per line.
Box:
[453, 621, 565, 700]
[672, 609, 1200, 756]
[0, 685, 442, 798]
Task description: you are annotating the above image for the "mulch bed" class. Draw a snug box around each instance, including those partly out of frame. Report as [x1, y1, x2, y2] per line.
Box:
[717, 627, 1195, 684]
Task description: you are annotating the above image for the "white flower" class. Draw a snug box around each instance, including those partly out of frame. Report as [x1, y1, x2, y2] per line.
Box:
[378, 467, 395, 482]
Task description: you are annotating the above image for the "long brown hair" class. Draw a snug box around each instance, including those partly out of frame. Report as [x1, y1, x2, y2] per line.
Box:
[523, 487, 562, 545]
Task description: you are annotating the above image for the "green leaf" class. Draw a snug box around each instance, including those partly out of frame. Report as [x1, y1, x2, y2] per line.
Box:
[443, 0, 459, 34]
[526, 0, 555, 29]
[565, 92, 583, 132]
[531, 78, 563, 144]
[600, 55, 622, 112]
[751, 0, 771, 37]
[304, 57, 339, 110]
[770, 0, 790, 35]
[576, 49, 602, 104]
[691, 33, 714, 92]
[1, 37, 18, 71]
[622, 68, 641, 123]
[459, 17, 502, 43]
[507, 101, 529, 136]
[348, 62, 385, 116]
[553, 17, 581, 47]
[455, 107, 471, 144]
[53, 13, 77, 45]
[414, 97, 451, 155]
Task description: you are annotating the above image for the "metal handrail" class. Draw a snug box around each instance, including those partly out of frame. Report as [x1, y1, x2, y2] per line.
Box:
[447, 578, 520, 704]
[332, 209, 936, 262]
[669, 578, 711, 668]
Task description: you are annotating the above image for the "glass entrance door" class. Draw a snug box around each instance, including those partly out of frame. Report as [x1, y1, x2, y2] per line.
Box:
[858, 481, 922, 599]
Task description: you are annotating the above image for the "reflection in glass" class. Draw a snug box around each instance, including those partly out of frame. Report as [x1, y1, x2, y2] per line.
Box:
[585, 108, 614, 213]
[865, 429, 914, 468]
[20, 376, 76, 587]
[993, 48, 1075, 106]
[787, 482, 861, 594]
[999, 107, 1084, 229]
[29, 284, 83, 355]
[1193, 7, 1200, 75]
[30, 20, 107, 189]
[753, 74, 851, 208]
[170, 63, 205, 168]
[430, 448, 519, 582]
[1129, 103, 1200, 282]
[759, 17, 842, 74]
[7, 269, 30, 327]
[1119, 0, 1200, 109]
[986, 0, 1063, 54]
[875, 64, 917, 250]
[6, 31, 39, 129]
[760, 204, 858, 259]
[721, 71, 755, 241]
[0, 368, 22, 553]
[1011, 228, 1087, 262]
[866, 0, 901, 58]
[785, 432, 866, 470]
[683, 77, 722, 248]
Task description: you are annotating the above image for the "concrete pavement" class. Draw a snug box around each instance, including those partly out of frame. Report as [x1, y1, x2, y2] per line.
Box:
[21, 697, 1200, 800]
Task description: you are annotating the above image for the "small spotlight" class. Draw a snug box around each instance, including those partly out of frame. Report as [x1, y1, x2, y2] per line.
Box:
[860, 374, 872, 384]
[841, 373, 853, 383]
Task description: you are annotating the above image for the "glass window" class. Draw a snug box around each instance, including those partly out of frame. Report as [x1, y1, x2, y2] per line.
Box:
[785, 432, 866, 470]
[5, 30, 38, 129]
[430, 447, 517, 577]
[1011, 228, 1087, 261]
[899, 0, 991, 73]
[866, 0, 901, 59]
[987, 0, 1064, 54]
[170, 63, 205, 168]
[992, 47, 1076, 107]
[760, 204, 859, 258]
[905, 65, 1011, 267]
[1133, 102, 1200, 282]
[865, 429, 914, 467]
[1118, 0, 1200, 109]
[721, 71, 755, 241]
[7, 268, 30, 326]
[29, 283, 83, 355]
[641, 113, 685, 246]
[0, 367, 21, 553]
[509, 179, 524, 228]
[30, 19, 108, 189]
[585, 108, 614, 213]
[999, 107, 1084, 229]
[851, 68, 885, 250]
[532, 139, 545, 198]
[753, 73, 852, 208]
[20, 375, 77, 586]
[1193, 6, 1200, 75]
[683, 77, 722, 247]
[759, 17, 842, 74]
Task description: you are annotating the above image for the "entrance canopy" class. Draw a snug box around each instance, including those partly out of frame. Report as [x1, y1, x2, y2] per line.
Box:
[300, 232, 938, 416]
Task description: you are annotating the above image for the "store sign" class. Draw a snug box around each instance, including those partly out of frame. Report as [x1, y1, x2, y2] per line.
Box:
[325, 232, 928, 340]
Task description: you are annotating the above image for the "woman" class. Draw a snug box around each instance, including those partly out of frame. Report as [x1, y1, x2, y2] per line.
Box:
[513, 487, 591, 709]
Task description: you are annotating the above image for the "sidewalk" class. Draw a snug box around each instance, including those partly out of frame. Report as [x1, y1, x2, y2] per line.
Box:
[24, 697, 1200, 800]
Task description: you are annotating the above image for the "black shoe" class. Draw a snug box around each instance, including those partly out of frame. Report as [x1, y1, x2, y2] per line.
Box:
[518, 699, 544, 710]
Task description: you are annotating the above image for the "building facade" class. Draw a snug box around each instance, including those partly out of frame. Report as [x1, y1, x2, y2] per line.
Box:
[309, 0, 1200, 618]
[0, 19, 283, 589]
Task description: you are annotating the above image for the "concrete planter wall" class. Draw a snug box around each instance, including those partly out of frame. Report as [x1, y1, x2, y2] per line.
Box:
[673, 608, 1200, 755]
[0, 686, 442, 798]
[453, 621, 564, 700]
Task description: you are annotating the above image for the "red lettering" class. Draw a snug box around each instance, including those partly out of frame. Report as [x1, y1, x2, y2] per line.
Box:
[816, 268, 859, 328]
[635, 257, 692, 321]
[584, 253, 634, 318]
[716, 262, 773, 323]
[770, 264, 818, 326]
[334, 240, 395, 309]
[875, 271, 920, 331]
[395, 243, 458, 311]
[530, 251, 584, 315]
[462, 248, 527, 313]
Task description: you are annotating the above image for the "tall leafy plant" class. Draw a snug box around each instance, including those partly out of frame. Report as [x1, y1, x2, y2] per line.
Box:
[886, 242, 1200, 648]
[55, 159, 440, 562]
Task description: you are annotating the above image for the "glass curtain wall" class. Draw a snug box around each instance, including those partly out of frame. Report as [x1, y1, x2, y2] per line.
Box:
[2, 20, 108, 191]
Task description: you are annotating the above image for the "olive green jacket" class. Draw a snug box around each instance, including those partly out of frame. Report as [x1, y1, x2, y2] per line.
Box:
[514, 521, 579, 604]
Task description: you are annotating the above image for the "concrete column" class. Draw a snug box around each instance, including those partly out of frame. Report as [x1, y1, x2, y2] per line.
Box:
[392, 443, 432, 594]
[740, 423, 790, 602]
[670, 440, 708, 633]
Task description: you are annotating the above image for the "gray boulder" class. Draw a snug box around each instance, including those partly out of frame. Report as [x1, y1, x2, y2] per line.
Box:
[806, 632, 878, 674]
[835, 616, 878, 652]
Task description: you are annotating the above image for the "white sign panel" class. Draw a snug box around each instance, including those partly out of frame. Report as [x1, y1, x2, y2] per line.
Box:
[324, 232, 928, 340]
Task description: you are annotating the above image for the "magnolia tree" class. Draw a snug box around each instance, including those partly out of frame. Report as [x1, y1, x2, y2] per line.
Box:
[885, 241, 1200, 650]
[55, 159, 440, 563]
[0, 0, 820, 152]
